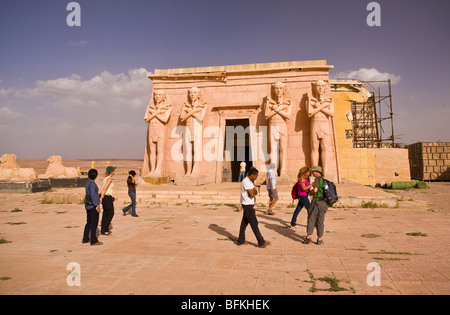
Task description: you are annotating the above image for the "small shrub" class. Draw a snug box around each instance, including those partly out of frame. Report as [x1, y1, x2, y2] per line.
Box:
[406, 232, 427, 237]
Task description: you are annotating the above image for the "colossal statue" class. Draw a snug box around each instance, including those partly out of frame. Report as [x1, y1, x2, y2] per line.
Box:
[265, 82, 292, 176]
[180, 87, 207, 176]
[143, 89, 172, 177]
[307, 80, 335, 175]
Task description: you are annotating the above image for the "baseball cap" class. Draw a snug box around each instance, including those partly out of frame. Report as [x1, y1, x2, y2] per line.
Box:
[106, 166, 116, 173]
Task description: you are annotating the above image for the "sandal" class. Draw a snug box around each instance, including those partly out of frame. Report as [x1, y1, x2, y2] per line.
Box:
[316, 239, 324, 245]
[302, 238, 312, 244]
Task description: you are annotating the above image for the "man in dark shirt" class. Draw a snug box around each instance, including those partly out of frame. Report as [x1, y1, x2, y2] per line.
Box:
[83, 169, 103, 245]
[122, 170, 139, 217]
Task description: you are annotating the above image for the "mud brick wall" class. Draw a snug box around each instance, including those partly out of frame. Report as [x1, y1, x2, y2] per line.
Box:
[408, 142, 450, 180]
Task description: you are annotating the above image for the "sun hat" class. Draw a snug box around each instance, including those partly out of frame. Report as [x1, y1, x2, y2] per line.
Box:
[106, 166, 116, 173]
[311, 166, 323, 175]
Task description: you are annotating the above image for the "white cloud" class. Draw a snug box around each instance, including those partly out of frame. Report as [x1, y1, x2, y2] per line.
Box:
[68, 40, 88, 46]
[0, 106, 23, 119]
[333, 68, 401, 85]
[0, 68, 153, 158]
[0, 88, 14, 97]
[13, 68, 152, 110]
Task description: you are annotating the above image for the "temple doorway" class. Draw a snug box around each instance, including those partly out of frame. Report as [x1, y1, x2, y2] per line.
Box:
[223, 119, 253, 182]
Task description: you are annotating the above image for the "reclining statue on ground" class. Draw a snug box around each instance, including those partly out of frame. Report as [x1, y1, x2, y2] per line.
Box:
[0, 153, 38, 182]
[38, 155, 80, 179]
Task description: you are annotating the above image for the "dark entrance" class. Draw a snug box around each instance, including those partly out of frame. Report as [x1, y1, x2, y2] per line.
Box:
[223, 119, 253, 182]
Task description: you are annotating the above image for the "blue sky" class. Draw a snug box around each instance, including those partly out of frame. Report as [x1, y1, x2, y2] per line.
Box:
[1, 0, 449, 158]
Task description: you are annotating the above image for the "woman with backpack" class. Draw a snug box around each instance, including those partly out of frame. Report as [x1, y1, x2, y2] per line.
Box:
[303, 166, 329, 245]
[290, 166, 313, 228]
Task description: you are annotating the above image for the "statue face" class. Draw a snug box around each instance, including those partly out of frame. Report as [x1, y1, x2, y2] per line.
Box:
[274, 86, 283, 98]
[189, 89, 200, 102]
[273, 82, 285, 100]
[154, 91, 164, 104]
[315, 83, 327, 96]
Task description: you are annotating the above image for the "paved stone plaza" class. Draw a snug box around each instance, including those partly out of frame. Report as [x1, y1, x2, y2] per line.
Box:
[1, 181, 449, 295]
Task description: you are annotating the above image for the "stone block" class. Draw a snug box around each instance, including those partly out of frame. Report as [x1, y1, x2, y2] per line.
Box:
[0, 179, 51, 193]
[142, 177, 170, 185]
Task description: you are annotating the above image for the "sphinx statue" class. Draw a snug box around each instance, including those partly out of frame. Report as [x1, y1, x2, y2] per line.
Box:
[0, 154, 38, 182]
[38, 155, 80, 179]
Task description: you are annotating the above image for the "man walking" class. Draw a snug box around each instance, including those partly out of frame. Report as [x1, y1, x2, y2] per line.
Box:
[237, 167, 270, 248]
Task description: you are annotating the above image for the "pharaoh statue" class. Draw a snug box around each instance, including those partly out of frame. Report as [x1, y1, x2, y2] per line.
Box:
[307, 80, 335, 175]
[143, 89, 172, 178]
[180, 87, 207, 176]
[265, 81, 292, 176]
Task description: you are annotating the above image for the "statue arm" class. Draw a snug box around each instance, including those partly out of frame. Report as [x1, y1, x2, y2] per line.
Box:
[276, 102, 292, 120]
[192, 105, 207, 120]
[156, 107, 172, 124]
[321, 100, 334, 118]
[180, 105, 190, 122]
[144, 106, 159, 123]
[264, 99, 277, 120]
[181, 104, 203, 122]
[308, 99, 332, 118]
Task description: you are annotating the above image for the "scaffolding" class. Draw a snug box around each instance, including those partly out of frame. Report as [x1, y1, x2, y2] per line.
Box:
[351, 79, 395, 148]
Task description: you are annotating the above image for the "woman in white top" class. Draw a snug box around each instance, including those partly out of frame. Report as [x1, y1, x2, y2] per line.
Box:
[100, 166, 116, 235]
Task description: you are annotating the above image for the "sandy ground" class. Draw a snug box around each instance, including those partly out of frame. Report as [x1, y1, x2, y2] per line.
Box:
[385, 182, 450, 213]
[0, 159, 449, 296]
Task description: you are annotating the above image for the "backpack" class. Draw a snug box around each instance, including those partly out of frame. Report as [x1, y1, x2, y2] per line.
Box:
[291, 182, 299, 201]
[322, 178, 338, 206]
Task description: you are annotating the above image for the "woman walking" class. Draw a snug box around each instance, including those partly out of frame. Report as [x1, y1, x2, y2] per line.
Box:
[100, 166, 116, 235]
[303, 166, 329, 245]
[290, 166, 312, 228]
[122, 170, 139, 217]
[82, 169, 102, 245]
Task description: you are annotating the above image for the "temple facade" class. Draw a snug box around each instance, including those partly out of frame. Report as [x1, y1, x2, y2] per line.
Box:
[142, 60, 410, 186]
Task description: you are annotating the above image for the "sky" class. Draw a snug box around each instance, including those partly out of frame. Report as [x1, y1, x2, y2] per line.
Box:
[0, 0, 449, 159]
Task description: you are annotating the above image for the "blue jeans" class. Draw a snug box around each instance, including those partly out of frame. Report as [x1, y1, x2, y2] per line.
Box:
[238, 171, 246, 182]
[123, 192, 137, 216]
[290, 195, 310, 227]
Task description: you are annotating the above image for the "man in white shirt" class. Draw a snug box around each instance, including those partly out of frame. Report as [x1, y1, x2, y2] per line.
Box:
[266, 163, 279, 215]
[237, 167, 270, 248]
